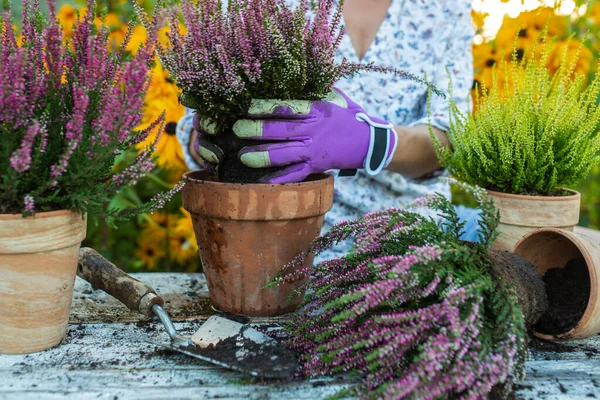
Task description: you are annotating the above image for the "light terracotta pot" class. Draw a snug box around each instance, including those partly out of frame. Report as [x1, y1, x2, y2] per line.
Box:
[0, 210, 87, 354]
[182, 171, 334, 316]
[487, 189, 580, 251]
[513, 228, 600, 340]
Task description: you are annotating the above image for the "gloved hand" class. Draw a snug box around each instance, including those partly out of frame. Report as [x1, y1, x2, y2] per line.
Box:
[192, 88, 398, 184]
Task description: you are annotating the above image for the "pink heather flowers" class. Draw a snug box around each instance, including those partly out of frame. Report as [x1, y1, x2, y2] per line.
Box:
[1, 0, 181, 217]
[150, 0, 441, 133]
[269, 183, 526, 399]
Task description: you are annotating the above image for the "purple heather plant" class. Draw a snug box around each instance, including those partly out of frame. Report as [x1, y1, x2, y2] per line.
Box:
[149, 0, 442, 133]
[0, 0, 182, 218]
[268, 180, 527, 399]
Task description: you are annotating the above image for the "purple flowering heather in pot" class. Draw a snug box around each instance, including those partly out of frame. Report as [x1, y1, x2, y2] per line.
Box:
[267, 180, 549, 399]
[0, 0, 182, 354]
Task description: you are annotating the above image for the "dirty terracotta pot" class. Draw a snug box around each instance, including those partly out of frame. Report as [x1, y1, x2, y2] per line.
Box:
[0, 210, 87, 354]
[182, 171, 334, 316]
[487, 189, 580, 251]
[513, 228, 600, 340]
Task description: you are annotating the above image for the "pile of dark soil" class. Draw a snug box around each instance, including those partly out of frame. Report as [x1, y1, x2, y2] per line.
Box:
[535, 258, 590, 336]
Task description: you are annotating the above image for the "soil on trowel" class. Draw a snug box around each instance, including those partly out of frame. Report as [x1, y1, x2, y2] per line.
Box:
[535, 258, 590, 336]
[179, 327, 298, 379]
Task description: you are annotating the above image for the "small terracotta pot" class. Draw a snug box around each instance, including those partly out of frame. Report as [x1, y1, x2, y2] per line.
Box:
[182, 171, 334, 316]
[513, 228, 600, 340]
[487, 189, 580, 251]
[0, 210, 87, 354]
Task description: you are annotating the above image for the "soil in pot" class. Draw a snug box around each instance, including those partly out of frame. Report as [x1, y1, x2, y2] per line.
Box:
[211, 131, 281, 183]
[535, 258, 590, 336]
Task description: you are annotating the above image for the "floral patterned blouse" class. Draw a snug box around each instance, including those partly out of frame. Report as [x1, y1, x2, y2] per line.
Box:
[177, 0, 474, 258]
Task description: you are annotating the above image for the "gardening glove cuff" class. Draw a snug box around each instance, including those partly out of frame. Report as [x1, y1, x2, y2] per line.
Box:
[176, 109, 202, 170]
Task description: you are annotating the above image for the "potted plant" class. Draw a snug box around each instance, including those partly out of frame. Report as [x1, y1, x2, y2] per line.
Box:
[433, 33, 600, 251]
[268, 180, 552, 399]
[147, 0, 436, 316]
[0, 0, 180, 354]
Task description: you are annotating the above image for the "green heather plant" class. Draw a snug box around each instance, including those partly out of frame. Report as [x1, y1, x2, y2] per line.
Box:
[434, 33, 600, 196]
[0, 0, 182, 220]
[268, 180, 546, 399]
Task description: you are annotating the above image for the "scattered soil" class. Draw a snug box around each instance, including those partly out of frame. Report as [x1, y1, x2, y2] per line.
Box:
[535, 258, 590, 336]
[489, 250, 548, 330]
[211, 130, 280, 184]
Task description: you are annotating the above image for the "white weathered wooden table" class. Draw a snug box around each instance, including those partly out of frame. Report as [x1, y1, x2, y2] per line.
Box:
[1, 273, 599, 399]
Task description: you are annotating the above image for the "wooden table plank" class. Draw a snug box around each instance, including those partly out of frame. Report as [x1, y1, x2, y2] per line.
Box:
[0, 273, 598, 399]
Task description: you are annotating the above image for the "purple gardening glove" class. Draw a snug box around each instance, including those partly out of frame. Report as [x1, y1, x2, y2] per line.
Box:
[193, 88, 398, 184]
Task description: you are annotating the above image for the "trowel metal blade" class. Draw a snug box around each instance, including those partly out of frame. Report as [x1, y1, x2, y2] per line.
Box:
[189, 315, 298, 379]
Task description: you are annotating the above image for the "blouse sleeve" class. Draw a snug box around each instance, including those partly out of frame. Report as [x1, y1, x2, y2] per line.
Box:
[408, 0, 474, 132]
[176, 107, 202, 170]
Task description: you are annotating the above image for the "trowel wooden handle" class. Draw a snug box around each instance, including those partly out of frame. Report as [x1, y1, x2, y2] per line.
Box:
[77, 247, 164, 316]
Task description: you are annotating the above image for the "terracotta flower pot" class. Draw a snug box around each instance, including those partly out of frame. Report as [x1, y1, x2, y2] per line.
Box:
[487, 189, 580, 251]
[0, 210, 87, 354]
[182, 171, 334, 316]
[513, 228, 600, 340]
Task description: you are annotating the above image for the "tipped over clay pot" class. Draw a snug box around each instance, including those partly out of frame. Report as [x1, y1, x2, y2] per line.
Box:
[0, 210, 87, 354]
[513, 228, 600, 340]
[487, 189, 580, 252]
[182, 171, 334, 316]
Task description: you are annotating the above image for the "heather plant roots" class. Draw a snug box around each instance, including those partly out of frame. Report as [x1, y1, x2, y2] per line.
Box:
[488, 250, 548, 329]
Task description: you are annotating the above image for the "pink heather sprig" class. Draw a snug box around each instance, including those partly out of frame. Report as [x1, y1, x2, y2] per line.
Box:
[23, 194, 35, 213]
[10, 121, 43, 173]
[271, 182, 526, 399]
[49, 86, 90, 180]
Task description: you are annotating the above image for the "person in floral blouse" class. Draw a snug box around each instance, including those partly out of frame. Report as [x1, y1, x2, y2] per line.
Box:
[177, 0, 478, 258]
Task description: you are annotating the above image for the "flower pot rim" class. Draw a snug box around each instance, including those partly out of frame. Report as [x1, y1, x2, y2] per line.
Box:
[182, 170, 334, 220]
[513, 227, 598, 340]
[486, 188, 580, 201]
[182, 170, 333, 189]
[0, 209, 84, 221]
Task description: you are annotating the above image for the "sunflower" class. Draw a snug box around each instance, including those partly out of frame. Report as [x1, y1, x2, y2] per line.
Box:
[138, 99, 187, 170]
[471, 10, 489, 32]
[547, 39, 594, 79]
[137, 61, 186, 171]
[57, 4, 79, 39]
[142, 212, 177, 241]
[134, 235, 166, 270]
[146, 62, 181, 100]
[94, 13, 127, 50]
[494, 8, 566, 62]
[473, 42, 497, 73]
[521, 7, 567, 38]
[126, 25, 148, 55]
[171, 208, 199, 267]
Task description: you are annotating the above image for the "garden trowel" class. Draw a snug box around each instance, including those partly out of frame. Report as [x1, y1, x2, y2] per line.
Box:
[77, 247, 298, 378]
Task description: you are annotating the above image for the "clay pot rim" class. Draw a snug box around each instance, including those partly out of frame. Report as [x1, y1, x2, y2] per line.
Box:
[513, 227, 597, 340]
[486, 188, 580, 201]
[0, 208, 84, 221]
[182, 171, 333, 189]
